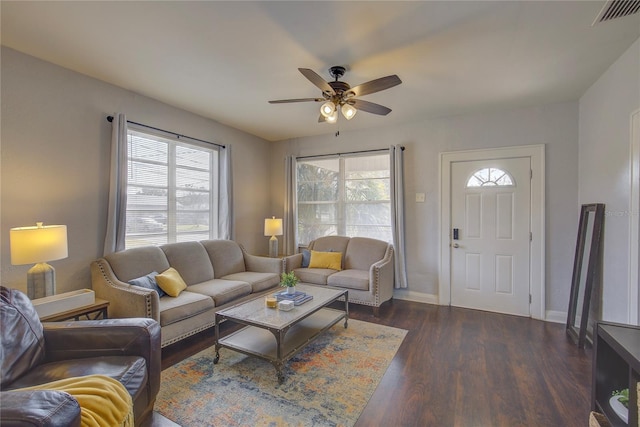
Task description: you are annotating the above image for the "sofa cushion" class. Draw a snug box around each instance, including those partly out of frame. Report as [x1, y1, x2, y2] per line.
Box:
[201, 240, 246, 278]
[309, 236, 350, 268]
[187, 279, 252, 306]
[345, 237, 389, 271]
[161, 242, 214, 285]
[309, 250, 342, 270]
[0, 287, 46, 388]
[293, 268, 335, 285]
[5, 356, 148, 403]
[327, 269, 370, 291]
[104, 246, 170, 283]
[158, 290, 215, 326]
[156, 268, 188, 297]
[222, 272, 279, 293]
[128, 271, 166, 298]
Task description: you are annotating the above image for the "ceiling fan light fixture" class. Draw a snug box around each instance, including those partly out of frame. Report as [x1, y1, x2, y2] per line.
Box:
[320, 101, 336, 118]
[269, 66, 401, 124]
[341, 103, 357, 120]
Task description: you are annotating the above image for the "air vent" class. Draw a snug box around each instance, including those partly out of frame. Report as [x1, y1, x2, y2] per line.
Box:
[593, 0, 640, 25]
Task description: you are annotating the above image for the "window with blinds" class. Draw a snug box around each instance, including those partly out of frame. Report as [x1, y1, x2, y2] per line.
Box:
[125, 129, 219, 249]
[297, 153, 391, 245]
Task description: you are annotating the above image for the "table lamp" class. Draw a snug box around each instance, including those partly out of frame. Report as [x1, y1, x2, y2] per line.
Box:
[264, 216, 283, 258]
[10, 222, 68, 299]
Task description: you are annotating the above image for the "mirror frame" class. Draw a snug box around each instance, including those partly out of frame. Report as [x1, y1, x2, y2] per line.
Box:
[566, 203, 605, 348]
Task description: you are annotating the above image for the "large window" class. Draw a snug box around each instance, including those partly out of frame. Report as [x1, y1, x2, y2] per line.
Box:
[125, 128, 219, 249]
[297, 153, 391, 245]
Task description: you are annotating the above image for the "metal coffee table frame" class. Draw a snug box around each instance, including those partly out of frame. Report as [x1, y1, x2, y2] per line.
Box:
[214, 284, 348, 383]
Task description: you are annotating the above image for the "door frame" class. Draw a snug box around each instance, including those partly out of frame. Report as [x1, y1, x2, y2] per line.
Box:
[629, 109, 640, 325]
[439, 144, 546, 320]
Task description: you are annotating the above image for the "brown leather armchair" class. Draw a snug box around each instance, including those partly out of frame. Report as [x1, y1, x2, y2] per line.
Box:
[0, 286, 161, 427]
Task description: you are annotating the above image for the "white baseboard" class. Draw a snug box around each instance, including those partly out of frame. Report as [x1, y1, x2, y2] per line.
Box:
[545, 310, 567, 324]
[393, 289, 439, 305]
[392, 292, 568, 325]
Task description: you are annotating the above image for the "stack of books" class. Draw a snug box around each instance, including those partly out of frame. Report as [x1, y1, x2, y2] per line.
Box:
[275, 290, 313, 305]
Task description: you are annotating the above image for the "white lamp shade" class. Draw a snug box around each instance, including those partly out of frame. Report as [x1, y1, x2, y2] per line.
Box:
[326, 110, 338, 123]
[264, 217, 283, 236]
[341, 103, 357, 120]
[10, 223, 68, 265]
[320, 101, 336, 118]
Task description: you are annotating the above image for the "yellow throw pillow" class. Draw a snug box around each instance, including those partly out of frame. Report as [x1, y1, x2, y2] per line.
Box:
[155, 267, 187, 297]
[308, 250, 342, 271]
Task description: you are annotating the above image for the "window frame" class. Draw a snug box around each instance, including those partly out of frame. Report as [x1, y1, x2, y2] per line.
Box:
[125, 126, 220, 249]
[296, 152, 392, 245]
[465, 167, 515, 188]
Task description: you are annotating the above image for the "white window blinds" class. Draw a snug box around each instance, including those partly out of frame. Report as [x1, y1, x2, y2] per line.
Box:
[125, 129, 219, 249]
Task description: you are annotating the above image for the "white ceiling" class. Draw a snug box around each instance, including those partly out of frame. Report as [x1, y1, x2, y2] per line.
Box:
[2, 1, 639, 142]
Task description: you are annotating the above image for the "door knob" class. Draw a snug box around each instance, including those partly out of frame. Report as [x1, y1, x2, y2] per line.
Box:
[452, 243, 460, 248]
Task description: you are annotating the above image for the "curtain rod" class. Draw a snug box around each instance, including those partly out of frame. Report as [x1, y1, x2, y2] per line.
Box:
[296, 146, 404, 160]
[106, 116, 225, 149]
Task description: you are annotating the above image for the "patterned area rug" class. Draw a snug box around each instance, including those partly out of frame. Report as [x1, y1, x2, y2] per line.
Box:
[155, 319, 407, 427]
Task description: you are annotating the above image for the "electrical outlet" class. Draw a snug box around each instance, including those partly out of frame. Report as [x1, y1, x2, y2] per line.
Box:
[415, 193, 426, 203]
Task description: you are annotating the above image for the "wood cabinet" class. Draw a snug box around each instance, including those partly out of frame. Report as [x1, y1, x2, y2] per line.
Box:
[592, 322, 640, 427]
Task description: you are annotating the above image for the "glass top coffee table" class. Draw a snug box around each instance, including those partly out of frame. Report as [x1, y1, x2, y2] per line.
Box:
[214, 284, 349, 383]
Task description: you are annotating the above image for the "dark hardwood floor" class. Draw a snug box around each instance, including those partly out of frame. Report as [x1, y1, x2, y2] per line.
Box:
[158, 299, 592, 427]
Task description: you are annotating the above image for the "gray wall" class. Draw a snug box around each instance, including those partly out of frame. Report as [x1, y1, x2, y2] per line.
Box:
[579, 38, 640, 323]
[3, 37, 637, 322]
[269, 101, 579, 315]
[1, 47, 272, 294]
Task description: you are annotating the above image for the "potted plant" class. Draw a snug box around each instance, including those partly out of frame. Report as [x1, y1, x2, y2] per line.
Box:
[280, 271, 299, 294]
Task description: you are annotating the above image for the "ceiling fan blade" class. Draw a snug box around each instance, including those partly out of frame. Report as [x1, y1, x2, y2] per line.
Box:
[351, 99, 392, 116]
[299, 68, 335, 95]
[318, 114, 327, 123]
[348, 75, 402, 97]
[269, 98, 323, 104]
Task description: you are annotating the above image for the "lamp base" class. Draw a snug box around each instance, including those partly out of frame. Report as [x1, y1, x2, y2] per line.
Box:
[27, 262, 56, 299]
[269, 235, 279, 258]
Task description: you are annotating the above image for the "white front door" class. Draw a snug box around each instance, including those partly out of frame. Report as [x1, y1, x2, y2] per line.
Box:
[450, 157, 531, 316]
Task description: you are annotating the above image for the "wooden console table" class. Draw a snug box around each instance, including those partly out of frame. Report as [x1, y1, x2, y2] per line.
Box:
[592, 322, 640, 426]
[39, 298, 109, 322]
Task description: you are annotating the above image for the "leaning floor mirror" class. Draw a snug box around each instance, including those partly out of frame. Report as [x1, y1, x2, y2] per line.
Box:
[566, 203, 605, 348]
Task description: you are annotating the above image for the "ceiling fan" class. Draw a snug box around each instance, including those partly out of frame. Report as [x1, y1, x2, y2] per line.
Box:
[268, 66, 402, 123]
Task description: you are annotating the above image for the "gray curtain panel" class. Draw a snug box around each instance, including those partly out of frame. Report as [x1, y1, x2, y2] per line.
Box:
[390, 145, 408, 288]
[103, 113, 128, 255]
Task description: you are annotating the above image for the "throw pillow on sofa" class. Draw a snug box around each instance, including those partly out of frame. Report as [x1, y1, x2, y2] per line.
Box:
[128, 271, 166, 298]
[301, 249, 311, 268]
[155, 268, 187, 297]
[308, 250, 342, 270]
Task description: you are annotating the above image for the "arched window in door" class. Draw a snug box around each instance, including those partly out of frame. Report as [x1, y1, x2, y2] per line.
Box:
[466, 167, 514, 187]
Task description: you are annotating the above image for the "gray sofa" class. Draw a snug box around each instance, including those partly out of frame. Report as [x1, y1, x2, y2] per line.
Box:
[91, 240, 281, 347]
[284, 236, 394, 315]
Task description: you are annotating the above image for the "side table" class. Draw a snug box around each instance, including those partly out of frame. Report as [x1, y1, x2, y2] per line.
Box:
[592, 321, 640, 426]
[39, 298, 110, 322]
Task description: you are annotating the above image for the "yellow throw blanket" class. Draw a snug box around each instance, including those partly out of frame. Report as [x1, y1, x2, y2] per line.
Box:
[15, 374, 134, 427]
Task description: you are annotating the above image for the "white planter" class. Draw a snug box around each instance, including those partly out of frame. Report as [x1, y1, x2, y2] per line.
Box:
[286, 286, 296, 295]
[609, 395, 628, 423]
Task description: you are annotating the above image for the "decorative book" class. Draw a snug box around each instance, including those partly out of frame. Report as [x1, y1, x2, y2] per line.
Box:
[275, 291, 306, 300]
[274, 290, 313, 305]
[292, 295, 313, 305]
